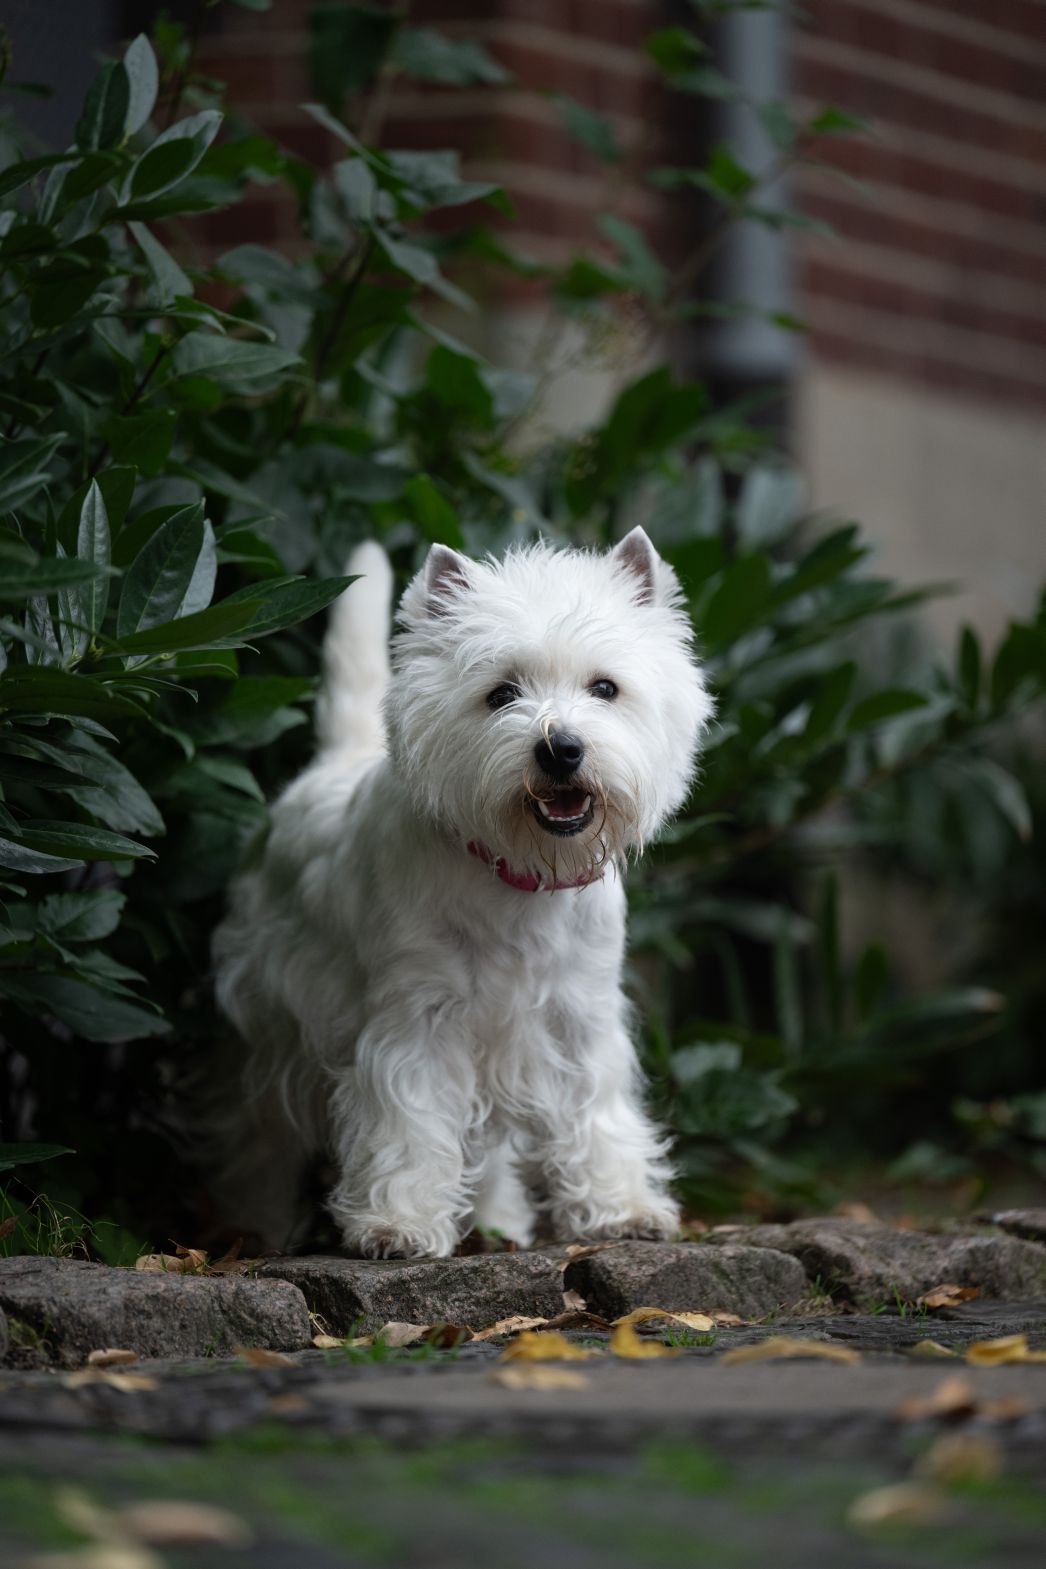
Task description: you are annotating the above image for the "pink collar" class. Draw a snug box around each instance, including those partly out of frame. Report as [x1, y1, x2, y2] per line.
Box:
[467, 841, 603, 893]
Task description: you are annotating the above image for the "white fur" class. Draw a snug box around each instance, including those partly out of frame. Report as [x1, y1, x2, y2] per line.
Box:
[212, 529, 713, 1257]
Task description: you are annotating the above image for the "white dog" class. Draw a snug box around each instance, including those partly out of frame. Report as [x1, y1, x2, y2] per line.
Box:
[212, 529, 712, 1258]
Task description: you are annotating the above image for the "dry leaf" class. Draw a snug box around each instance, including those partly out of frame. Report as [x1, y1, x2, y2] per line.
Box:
[609, 1321, 681, 1359]
[544, 1310, 611, 1332]
[965, 1333, 1046, 1366]
[63, 1369, 158, 1392]
[721, 1336, 861, 1366]
[834, 1201, 879, 1224]
[848, 1482, 948, 1528]
[472, 1315, 551, 1342]
[86, 1349, 138, 1369]
[0, 1215, 18, 1241]
[914, 1433, 1003, 1484]
[916, 1283, 981, 1310]
[234, 1346, 296, 1367]
[119, 1501, 253, 1548]
[979, 1396, 1030, 1422]
[500, 1331, 600, 1362]
[558, 1241, 621, 1269]
[614, 1307, 716, 1333]
[905, 1340, 958, 1359]
[562, 1288, 587, 1312]
[268, 1393, 310, 1414]
[711, 1311, 746, 1327]
[895, 1374, 978, 1422]
[311, 1334, 346, 1350]
[135, 1254, 191, 1274]
[493, 1366, 591, 1391]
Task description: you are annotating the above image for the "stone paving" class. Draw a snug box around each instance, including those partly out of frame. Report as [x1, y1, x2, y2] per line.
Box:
[2, 1218, 1045, 1566]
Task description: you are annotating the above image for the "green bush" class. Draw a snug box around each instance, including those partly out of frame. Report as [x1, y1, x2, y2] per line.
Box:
[0, 2, 1043, 1245]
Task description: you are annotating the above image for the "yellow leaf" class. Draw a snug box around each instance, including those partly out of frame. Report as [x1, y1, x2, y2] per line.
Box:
[905, 1340, 958, 1359]
[376, 1322, 472, 1348]
[613, 1307, 716, 1333]
[493, 1366, 592, 1391]
[63, 1369, 158, 1392]
[499, 1331, 600, 1362]
[86, 1349, 138, 1368]
[119, 1500, 253, 1548]
[915, 1433, 1003, 1484]
[609, 1321, 681, 1360]
[135, 1254, 191, 1274]
[848, 1482, 948, 1528]
[234, 1346, 296, 1367]
[311, 1334, 346, 1350]
[895, 1374, 977, 1422]
[472, 1315, 550, 1342]
[721, 1336, 861, 1366]
[965, 1333, 1046, 1365]
[916, 1283, 981, 1310]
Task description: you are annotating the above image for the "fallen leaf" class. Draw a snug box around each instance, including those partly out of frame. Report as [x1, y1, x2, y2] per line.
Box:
[965, 1333, 1046, 1366]
[268, 1392, 310, 1414]
[544, 1310, 611, 1332]
[979, 1396, 1030, 1422]
[135, 1254, 191, 1274]
[609, 1321, 681, 1359]
[63, 1369, 158, 1392]
[834, 1201, 879, 1224]
[614, 1307, 716, 1333]
[562, 1288, 587, 1312]
[915, 1433, 1003, 1484]
[680, 1216, 709, 1238]
[711, 1311, 746, 1327]
[721, 1336, 861, 1366]
[916, 1283, 981, 1310]
[311, 1334, 346, 1350]
[558, 1241, 621, 1269]
[234, 1346, 296, 1367]
[472, 1315, 551, 1342]
[374, 1321, 472, 1348]
[848, 1482, 948, 1528]
[86, 1349, 138, 1369]
[499, 1331, 600, 1362]
[0, 1215, 17, 1241]
[895, 1374, 978, 1422]
[905, 1340, 958, 1359]
[119, 1501, 253, 1547]
[493, 1366, 591, 1391]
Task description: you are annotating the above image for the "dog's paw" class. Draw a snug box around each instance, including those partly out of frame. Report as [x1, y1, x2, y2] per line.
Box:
[563, 1201, 681, 1244]
[344, 1222, 457, 1260]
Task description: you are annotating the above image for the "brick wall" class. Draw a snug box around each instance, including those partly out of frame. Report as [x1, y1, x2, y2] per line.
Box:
[189, 0, 1046, 411]
[793, 0, 1046, 409]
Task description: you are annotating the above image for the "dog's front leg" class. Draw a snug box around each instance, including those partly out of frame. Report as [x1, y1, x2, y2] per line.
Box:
[534, 1014, 680, 1243]
[325, 1002, 475, 1259]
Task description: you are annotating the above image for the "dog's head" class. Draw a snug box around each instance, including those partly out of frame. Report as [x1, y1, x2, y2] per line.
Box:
[387, 529, 713, 884]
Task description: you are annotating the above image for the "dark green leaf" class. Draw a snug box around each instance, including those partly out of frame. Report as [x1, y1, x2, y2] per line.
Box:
[37, 889, 125, 943]
[222, 575, 357, 638]
[76, 60, 130, 150]
[116, 503, 214, 638]
[552, 95, 623, 163]
[596, 214, 666, 301]
[0, 836, 83, 874]
[0, 975, 170, 1041]
[102, 409, 176, 475]
[0, 670, 143, 720]
[123, 34, 159, 135]
[404, 474, 465, 548]
[170, 334, 301, 385]
[309, 2, 401, 107]
[0, 558, 109, 602]
[391, 27, 510, 85]
[700, 557, 772, 649]
[8, 821, 154, 861]
[0, 1142, 74, 1172]
[846, 689, 928, 731]
[77, 481, 111, 636]
[110, 597, 259, 654]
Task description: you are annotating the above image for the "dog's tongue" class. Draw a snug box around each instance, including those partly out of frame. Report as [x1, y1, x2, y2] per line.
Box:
[545, 788, 589, 820]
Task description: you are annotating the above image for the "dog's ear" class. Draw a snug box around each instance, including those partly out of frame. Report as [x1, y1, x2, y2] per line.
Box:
[424, 543, 473, 615]
[611, 526, 661, 605]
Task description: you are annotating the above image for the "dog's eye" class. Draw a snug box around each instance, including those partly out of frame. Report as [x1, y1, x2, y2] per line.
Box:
[590, 678, 618, 702]
[486, 682, 521, 711]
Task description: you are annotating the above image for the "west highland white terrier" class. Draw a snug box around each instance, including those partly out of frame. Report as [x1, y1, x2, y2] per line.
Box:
[212, 529, 712, 1258]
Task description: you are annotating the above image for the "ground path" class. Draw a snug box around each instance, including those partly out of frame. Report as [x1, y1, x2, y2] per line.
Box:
[2, 1215, 1045, 1565]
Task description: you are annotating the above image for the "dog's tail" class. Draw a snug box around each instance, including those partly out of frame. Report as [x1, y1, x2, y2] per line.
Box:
[315, 540, 393, 754]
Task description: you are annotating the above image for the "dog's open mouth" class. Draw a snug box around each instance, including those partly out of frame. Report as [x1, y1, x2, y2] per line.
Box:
[530, 787, 594, 837]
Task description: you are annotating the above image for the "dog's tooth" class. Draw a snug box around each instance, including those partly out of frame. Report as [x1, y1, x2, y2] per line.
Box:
[538, 801, 552, 818]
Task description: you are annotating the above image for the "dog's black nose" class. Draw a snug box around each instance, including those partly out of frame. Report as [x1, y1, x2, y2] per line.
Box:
[535, 731, 585, 779]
